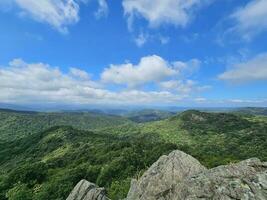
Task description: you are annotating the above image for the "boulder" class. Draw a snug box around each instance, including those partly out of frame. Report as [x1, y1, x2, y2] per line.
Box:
[167, 158, 267, 200]
[126, 150, 207, 200]
[66, 179, 110, 200]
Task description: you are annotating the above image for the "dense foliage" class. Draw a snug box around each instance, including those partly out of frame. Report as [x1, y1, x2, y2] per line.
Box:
[0, 126, 177, 200]
[0, 109, 267, 199]
[141, 110, 267, 167]
[0, 109, 131, 141]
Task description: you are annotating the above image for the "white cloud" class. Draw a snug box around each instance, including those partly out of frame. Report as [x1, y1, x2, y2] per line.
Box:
[1, 0, 108, 33]
[1, 58, 97, 92]
[0, 58, 186, 105]
[160, 80, 210, 94]
[15, 0, 80, 33]
[70, 67, 91, 80]
[160, 80, 194, 94]
[218, 52, 267, 83]
[94, 0, 108, 19]
[101, 55, 179, 87]
[228, 99, 266, 104]
[3, 58, 264, 107]
[122, 0, 208, 29]
[231, 0, 267, 40]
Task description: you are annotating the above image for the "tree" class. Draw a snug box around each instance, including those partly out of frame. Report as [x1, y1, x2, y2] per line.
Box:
[6, 183, 33, 200]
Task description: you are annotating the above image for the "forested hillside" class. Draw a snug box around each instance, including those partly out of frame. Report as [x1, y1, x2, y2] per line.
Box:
[0, 109, 131, 141]
[0, 126, 176, 200]
[0, 109, 266, 200]
[141, 110, 267, 167]
[100, 110, 267, 167]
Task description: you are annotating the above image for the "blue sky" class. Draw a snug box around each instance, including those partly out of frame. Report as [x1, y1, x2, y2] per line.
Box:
[0, 0, 267, 107]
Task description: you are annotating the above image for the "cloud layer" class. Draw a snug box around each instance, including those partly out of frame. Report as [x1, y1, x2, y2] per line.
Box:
[0, 57, 202, 105]
[231, 0, 267, 40]
[1, 56, 265, 106]
[218, 52, 267, 83]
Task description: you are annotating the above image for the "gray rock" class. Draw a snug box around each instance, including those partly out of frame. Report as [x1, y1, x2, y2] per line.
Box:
[67, 151, 267, 200]
[66, 179, 110, 200]
[126, 150, 207, 200]
[167, 158, 267, 200]
[126, 151, 267, 200]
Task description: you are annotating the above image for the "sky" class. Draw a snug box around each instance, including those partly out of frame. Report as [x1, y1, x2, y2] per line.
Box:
[0, 0, 267, 108]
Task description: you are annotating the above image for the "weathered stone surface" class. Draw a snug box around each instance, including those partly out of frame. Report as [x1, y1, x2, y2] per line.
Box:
[166, 158, 267, 200]
[66, 179, 110, 200]
[126, 150, 207, 200]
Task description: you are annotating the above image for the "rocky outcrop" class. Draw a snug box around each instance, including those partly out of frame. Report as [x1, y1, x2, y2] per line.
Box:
[127, 152, 267, 200]
[67, 150, 267, 200]
[126, 150, 207, 200]
[167, 158, 267, 200]
[66, 179, 110, 200]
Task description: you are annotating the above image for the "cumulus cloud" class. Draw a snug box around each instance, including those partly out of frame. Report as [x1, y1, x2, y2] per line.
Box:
[231, 0, 267, 40]
[0, 58, 187, 105]
[122, 0, 209, 29]
[218, 52, 267, 83]
[101, 55, 180, 87]
[101, 56, 202, 88]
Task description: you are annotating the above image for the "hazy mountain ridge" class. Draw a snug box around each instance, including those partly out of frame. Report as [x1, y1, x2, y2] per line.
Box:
[125, 109, 176, 123]
[232, 107, 267, 116]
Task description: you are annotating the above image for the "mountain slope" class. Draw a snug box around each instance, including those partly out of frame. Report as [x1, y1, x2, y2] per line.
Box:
[96, 110, 267, 168]
[0, 126, 177, 200]
[0, 110, 132, 141]
[138, 110, 267, 167]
